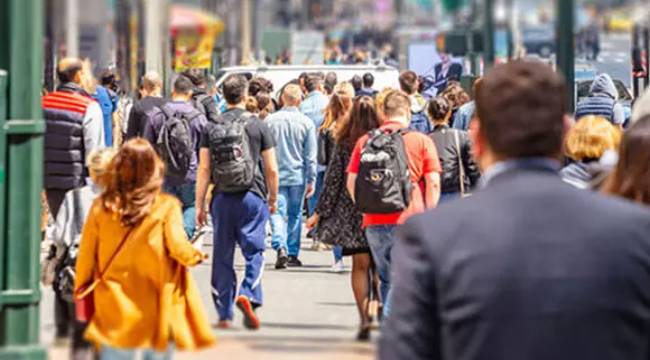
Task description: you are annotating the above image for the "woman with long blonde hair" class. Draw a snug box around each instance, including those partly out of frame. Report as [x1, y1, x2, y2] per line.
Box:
[75, 139, 214, 359]
[312, 82, 355, 266]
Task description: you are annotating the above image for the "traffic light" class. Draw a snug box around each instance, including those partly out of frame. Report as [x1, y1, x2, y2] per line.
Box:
[441, 0, 467, 11]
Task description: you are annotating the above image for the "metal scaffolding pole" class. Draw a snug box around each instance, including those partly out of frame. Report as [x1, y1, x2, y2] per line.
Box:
[556, 0, 575, 110]
[0, 0, 46, 357]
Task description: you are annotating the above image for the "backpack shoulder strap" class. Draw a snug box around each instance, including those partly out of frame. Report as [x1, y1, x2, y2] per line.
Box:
[72, 188, 84, 234]
[160, 104, 175, 121]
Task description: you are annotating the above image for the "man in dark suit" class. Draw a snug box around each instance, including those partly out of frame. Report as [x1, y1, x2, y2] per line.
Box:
[380, 61, 650, 360]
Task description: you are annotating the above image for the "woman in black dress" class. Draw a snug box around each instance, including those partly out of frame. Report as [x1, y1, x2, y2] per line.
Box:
[306, 96, 380, 340]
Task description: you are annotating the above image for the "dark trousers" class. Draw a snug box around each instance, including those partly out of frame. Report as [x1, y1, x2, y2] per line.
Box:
[210, 191, 268, 320]
[46, 189, 69, 219]
[54, 290, 94, 358]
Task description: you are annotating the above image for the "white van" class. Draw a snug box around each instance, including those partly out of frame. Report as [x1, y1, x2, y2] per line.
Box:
[214, 64, 401, 96]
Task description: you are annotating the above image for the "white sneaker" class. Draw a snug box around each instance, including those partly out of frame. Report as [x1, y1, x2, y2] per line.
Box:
[331, 260, 345, 273]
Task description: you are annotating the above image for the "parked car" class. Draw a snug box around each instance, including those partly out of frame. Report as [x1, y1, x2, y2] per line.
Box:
[214, 64, 400, 96]
[523, 26, 555, 58]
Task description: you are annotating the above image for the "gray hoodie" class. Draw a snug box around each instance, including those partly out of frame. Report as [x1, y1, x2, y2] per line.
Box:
[588, 74, 625, 125]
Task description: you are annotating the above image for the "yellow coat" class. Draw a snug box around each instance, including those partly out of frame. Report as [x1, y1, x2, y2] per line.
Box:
[75, 193, 216, 351]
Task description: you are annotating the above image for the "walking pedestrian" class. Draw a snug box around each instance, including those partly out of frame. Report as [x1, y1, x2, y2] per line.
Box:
[603, 115, 650, 205]
[143, 75, 207, 239]
[43, 58, 105, 221]
[452, 77, 482, 131]
[427, 97, 481, 201]
[266, 84, 317, 269]
[315, 82, 355, 267]
[126, 71, 166, 140]
[346, 90, 441, 317]
[182, 68, 219, 123]
[440, 81, 470, 123]
[561, 115, 621, 189]
[357, 73, 378, 98]
[255, 93, 275, 120]
[351, 75, 363, 97]
[575, 73, 626, 126]
[399, 71, 431, 133]
[380, 60, 650, 360]
[324, 72, 338, 96]
[299, 74, 333, 250]
[74, 139, 215, 358]
[306, 96, 380, 341]
[50, 148, 115, 359]
[196, 74, 279, 330]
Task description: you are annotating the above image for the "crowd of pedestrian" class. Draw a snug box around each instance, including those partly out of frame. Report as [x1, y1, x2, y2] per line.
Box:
[40, 55, 650, 359]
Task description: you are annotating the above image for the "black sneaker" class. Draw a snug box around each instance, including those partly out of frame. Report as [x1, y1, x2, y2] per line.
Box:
[287, 256, 303, 267]
[275, 248, 289, 269]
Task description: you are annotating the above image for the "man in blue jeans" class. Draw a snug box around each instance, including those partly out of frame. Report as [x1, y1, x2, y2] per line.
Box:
[196, 74, 279, 329]
[266, 84, 318, 269]
[347, 90, 441, 316]
[144, 75, 207, 238]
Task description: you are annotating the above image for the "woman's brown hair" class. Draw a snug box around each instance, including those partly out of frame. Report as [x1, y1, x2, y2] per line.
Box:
[321, 82, 355, 132]
[101, 138, 165, 227]
[335, 96, 380, 148]
[255, 92, 274, 120]
[603, 116, 650, 205]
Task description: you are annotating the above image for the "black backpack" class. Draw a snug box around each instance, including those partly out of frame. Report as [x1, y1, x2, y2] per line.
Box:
[355, 129, 412, 214]
[192, 93, 212, 115]
[208, 111, 256, 193]
[156, 105, 200, 178]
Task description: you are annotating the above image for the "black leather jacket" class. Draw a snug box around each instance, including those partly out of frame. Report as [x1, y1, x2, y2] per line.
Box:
[428, 124, 481, 193]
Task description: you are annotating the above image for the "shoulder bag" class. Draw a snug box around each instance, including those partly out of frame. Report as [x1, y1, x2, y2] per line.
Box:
[74, 226, 135, 323]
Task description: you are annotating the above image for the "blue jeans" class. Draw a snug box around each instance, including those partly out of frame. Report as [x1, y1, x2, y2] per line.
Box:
[100, 345, 172, 360]
[307, 171, 325, 216]
[211, 192, 268, 320]
[366, 224, 397, 317]
[164, 182, 196, 238]
[271, 185, 306, 257]
[440, 191, 460, 204]
[333, 246, 343, 262]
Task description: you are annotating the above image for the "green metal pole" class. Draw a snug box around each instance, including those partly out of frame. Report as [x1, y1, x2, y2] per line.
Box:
[0, 0, 46, 358]
[556, 0, 575, 111]
[483, 0, 495, 69]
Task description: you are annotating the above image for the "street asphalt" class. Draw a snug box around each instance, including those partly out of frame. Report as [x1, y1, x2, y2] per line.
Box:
[42, 230, 376, 359]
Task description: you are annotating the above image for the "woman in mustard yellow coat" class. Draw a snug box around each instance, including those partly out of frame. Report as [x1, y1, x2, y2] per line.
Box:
[75, 139, 216, 359]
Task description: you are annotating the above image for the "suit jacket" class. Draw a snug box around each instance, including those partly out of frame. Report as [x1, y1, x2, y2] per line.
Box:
[380, 164, 650, 360]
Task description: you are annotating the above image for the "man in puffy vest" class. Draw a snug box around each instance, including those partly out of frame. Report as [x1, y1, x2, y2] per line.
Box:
[43, 57, 105, 219]
[575, 73, 625, 126]
[42, 57, 104, 343]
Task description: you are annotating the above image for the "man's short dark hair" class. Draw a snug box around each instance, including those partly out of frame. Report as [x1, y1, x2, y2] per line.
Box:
[362, 73, 374, 88]
[173, 75, 194, 95]
[181, 68, 205, 87]
[305, 75, 322, 93]
[351, 75, 362, 91]
[223, 74, 249, 105]
[476, 61, 566, 159]
[57, 59, 83, 83]
[399, 70, 419, 94]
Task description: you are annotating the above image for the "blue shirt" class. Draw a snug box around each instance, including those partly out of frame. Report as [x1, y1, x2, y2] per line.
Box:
[92, 85, 117, 146]
[299, 91, 329, 129]
[299, 90, 329, 172]
[452, 101, 475, 131]
[265, 106, 318, 186]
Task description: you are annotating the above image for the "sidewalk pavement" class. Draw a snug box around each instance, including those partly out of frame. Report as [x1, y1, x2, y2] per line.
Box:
[43, 233, 376, 359]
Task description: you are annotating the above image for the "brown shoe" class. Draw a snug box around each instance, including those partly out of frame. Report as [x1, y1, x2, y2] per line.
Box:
[236, 296, 260, 330]
[215, 320, 232, 329]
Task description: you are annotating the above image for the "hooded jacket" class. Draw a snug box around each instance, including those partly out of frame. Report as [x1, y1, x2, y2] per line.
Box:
[575, 74, 625, 125]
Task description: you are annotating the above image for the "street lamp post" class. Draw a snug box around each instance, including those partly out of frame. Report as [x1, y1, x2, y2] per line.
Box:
[556, 0, 575, 111]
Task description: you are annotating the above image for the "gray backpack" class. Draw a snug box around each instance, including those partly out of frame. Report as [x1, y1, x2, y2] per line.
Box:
[156, 105, 200, 178]
[207, 112, 256, 193]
